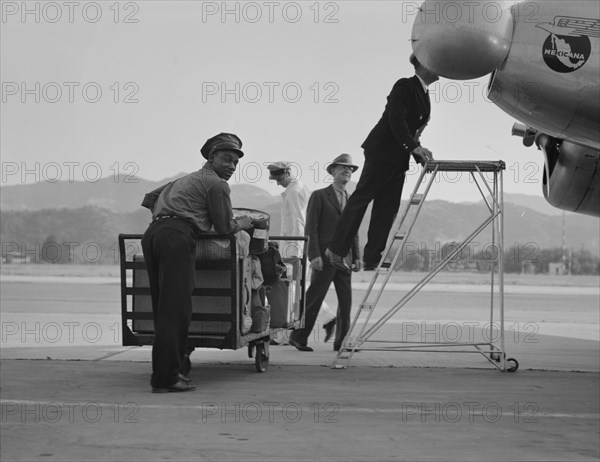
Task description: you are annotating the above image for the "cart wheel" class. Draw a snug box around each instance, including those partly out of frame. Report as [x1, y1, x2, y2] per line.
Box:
[255, 342, 269, 373]
[490, 351, 505, 362]
[506, 358, 519, 372]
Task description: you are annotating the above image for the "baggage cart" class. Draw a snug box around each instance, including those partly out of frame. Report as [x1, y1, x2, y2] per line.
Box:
[118, 233, 307, 372]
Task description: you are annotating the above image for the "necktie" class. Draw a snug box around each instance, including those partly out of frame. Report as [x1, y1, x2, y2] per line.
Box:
[339, 191, 346, 210]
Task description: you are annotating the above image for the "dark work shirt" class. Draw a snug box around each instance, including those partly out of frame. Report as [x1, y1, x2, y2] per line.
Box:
[153, 164, 239, 234]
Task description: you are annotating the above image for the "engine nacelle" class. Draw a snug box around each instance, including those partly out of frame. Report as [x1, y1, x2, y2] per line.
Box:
[536, 134, 600, 217]
[486, 0, 600, 149]
[411, 0, 513, 79]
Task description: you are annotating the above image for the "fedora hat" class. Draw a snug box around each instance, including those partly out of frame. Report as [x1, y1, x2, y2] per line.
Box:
[326, 153, 359, 175]
[201, 133, 244, 159]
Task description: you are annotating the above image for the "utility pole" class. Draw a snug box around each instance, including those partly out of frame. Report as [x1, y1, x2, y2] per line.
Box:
[562, 211, 568, 275]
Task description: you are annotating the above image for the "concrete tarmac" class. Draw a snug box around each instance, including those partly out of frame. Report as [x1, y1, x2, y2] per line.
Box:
[1, 279, 599, 461]
[2, 335, 599, 461]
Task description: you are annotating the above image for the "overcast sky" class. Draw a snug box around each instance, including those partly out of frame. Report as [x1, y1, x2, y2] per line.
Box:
[2, 1, 550, 202]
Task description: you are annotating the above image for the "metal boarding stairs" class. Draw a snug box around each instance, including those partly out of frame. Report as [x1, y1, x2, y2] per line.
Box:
[332, 160, 519, 372]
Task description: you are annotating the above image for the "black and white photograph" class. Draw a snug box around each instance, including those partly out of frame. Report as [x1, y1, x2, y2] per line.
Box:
[1, 1, 599, 460]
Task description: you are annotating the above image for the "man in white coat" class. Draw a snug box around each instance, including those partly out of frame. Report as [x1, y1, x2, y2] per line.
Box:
[267, 162, 337, 344]
[268, 161, 310, 259]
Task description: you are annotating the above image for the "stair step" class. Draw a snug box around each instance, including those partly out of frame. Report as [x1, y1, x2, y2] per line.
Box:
[410, 194, 424, 205]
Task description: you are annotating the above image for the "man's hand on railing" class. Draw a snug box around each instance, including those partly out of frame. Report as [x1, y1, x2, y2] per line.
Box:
[411, 146, 434, 166]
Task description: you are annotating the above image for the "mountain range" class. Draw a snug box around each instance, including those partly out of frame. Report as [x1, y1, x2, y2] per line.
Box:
[0, 173, 279, 213]
[1, 174, 598, 255]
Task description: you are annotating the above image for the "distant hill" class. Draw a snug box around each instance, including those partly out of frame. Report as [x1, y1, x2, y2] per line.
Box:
[0, 173, 581, 218]
[0, 174, 279, 213]
[230, 184, 278, 211]
[401, 199, 598, 254]
[1, 176, 598, 259]
[504, 193, 563, 216]
[1, 201, 598, 265]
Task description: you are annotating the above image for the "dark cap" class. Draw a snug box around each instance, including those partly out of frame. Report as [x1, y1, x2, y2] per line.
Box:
[267, 161, 291, 179]
[201, 133, 244, 159]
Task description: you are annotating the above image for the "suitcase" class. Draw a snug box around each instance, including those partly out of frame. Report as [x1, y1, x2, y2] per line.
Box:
[283, 257, 302, 321]
[132, 253, 253, 336]
[267, 278, 297, 328]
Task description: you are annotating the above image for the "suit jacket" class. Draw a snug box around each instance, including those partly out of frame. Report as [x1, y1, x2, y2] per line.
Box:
[361, 75, 431, 171]
[306, 185, 360, 266]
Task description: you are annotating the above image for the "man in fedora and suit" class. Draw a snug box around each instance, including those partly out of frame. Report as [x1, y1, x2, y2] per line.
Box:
[289, 154, 361, 352]
[141, 133, 253, 392]
[326, 54, 439, 272]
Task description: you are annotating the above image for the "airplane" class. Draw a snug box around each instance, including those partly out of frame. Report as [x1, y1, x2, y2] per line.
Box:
[411, 0, 600, 217]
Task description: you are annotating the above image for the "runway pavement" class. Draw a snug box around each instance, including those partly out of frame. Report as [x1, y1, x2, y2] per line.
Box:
[1, 278, 599, 461]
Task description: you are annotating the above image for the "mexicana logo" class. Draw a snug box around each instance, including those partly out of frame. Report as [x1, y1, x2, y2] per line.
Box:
[536, 15, 598, 73]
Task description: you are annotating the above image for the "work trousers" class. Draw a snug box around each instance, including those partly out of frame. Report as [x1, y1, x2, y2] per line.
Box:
[329, 152, 406, 265]
[141, 218, 196, 388]
[291, 265, 352, 350]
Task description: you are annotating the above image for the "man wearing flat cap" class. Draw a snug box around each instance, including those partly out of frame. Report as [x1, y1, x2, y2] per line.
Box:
[141, 132, 253, 393]
[326, 54, 439, 272]
[289, 154, 361, 352]
[266, 161, 311, 260]
[265, 161, 313, 345]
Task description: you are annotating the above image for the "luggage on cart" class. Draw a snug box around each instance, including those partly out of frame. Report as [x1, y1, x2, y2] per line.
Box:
[250, 286, 270, 333]
[267, 279, 296, 328]
[233, 208, 270, 255]
[119, 232, 308, 373]
[131, 251, 253, 337]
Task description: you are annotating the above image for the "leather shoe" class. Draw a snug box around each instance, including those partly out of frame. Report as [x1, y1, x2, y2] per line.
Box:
[323, 320, 335, 343]
[178, 372, 192, 383]
[152, 379, 196, 393]
[325, 249, 351, 273]
[334, 345, 359, 353]
[289, 339, 313, 352]
[363, 261, 391, 271]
